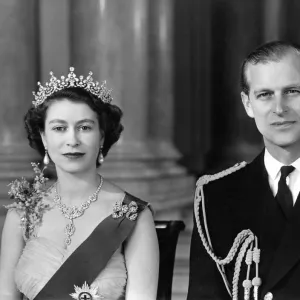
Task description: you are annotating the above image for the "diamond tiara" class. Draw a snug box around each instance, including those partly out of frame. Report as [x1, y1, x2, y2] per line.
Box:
[32, 67, 113, 107]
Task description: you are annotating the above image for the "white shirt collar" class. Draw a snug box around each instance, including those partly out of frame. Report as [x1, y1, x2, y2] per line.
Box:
[264, 148, 300, 180]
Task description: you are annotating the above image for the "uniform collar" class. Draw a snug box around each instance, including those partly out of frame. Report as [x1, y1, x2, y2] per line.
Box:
[264, 148, 300, 180]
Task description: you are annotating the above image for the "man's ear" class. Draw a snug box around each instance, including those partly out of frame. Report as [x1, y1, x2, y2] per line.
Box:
[241, 92, 254, 118]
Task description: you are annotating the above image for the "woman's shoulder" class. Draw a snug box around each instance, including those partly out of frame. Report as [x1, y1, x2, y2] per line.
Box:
[123, 192, 149, 207]
[5, 207, 22, 221]
[102, 180, 150, 206]
[100, 179, 153, 222]
[2, 208, 24, 238]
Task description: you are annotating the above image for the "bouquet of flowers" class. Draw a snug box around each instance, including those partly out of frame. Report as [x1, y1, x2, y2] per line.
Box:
[5, 163, 50, 239]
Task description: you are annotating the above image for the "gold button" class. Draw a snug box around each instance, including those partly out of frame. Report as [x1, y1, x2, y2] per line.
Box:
[264, 292, 273, 300]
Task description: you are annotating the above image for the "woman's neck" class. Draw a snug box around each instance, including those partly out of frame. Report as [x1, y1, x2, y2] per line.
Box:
[54, 169, 101, 206]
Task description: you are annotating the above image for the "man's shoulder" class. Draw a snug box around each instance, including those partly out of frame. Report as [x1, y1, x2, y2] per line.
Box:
[197, 161, 249, 189]
[195, 153, 265, 212]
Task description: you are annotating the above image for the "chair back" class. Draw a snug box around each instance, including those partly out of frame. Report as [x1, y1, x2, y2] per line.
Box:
[155, 220, 185, 300]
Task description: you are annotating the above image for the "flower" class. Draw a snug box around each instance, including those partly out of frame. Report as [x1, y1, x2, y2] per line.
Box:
[4, 163, 50, 240]
[70, 282, 102, 299]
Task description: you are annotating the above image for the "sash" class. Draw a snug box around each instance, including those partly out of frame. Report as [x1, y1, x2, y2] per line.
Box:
[34, 193, 148, 300]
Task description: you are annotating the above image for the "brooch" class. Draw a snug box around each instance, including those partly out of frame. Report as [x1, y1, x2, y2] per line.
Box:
[112, 200, 138, 221]
[4, 163, 50, 240]
[70, 282, 103, 300]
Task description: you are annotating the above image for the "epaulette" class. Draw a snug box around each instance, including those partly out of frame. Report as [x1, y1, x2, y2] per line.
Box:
[196, 161, 247, 187]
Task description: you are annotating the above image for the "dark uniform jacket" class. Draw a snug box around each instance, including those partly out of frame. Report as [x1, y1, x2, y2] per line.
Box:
[187, 151, 300, 300]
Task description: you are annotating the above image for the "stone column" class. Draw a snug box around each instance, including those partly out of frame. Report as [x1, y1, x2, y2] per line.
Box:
[204, 0, 265, 170]
[172, 0, 212, 175]
[0, 0, 39, 209]
[70, 0, 194, 218]
[264, 0, 283, 41]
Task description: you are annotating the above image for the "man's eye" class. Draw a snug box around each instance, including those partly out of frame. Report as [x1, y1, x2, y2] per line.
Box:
[257, 92, 272, 99]
[286, 89, 300, 95]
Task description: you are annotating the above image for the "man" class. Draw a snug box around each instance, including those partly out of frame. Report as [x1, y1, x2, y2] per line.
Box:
[187, 41, 300, 300]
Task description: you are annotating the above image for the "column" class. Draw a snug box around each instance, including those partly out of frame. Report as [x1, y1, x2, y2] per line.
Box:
[0, 0, 39, 208]
[70, 0, 194, 218]
[172, 0, 212, 175]
[264, 0, 283, 41]
[205, 0, 265, 170]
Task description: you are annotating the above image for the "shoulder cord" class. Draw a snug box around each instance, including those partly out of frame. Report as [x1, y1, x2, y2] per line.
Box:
[194, 163, 261, 300]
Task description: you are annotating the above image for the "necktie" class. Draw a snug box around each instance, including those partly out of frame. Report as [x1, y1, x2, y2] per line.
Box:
[276, 165, 295, 218]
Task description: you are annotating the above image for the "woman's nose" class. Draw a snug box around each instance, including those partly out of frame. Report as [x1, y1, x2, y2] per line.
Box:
[66, 129, 80, 147]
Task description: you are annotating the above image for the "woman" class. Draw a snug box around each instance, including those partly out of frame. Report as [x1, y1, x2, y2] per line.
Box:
[0, 67, 159, 300]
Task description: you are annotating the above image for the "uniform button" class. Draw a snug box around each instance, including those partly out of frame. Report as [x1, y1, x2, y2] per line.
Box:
[264, 292, 273, 300]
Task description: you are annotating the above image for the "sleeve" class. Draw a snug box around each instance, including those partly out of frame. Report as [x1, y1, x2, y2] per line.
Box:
[187, 217, 232, 300]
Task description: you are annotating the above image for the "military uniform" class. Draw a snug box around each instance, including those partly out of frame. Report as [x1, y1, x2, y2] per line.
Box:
[187, 151, 300, 300]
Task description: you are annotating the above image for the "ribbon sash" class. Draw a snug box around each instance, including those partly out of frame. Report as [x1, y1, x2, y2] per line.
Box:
[34, 194, 146, 299]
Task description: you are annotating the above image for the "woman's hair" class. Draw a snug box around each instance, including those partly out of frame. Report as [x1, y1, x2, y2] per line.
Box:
[24, 87, 124, 167]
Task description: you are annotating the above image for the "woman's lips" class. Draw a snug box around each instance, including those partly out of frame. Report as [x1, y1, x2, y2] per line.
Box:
[63, 153, 85, 159]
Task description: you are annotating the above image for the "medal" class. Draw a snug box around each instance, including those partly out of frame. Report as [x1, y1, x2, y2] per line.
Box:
[70, 282, 103, 300]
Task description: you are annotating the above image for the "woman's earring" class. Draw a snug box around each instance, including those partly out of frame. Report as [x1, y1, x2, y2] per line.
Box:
[43, 148, 50, 165]
[98, 146, 104, 165]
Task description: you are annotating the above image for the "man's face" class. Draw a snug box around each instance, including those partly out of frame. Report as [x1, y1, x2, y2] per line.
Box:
[242, 53, 300, 150]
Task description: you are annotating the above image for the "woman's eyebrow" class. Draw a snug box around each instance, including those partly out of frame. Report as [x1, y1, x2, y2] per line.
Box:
[76, 119, 95, 124]
[48, 119, 67, 124]
[48, 119, 95, 125]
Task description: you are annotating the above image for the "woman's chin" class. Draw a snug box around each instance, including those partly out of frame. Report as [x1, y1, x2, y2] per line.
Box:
[56, 162, 93, 174]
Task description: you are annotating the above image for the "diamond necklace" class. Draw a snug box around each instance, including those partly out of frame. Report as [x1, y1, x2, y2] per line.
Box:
[53, 175, 103, 246]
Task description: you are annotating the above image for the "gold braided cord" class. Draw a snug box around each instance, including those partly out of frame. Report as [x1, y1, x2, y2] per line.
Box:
[193, 161, 260, 299]
[231, 235, 254, 300]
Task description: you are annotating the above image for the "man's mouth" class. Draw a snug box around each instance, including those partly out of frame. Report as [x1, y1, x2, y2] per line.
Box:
[271, 121, 296, 127]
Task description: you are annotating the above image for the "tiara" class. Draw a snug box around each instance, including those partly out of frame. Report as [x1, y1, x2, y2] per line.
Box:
[32, 67, 113, 107]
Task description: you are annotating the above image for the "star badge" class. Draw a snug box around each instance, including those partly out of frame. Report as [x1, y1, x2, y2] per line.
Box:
[70, 282, 103, 300]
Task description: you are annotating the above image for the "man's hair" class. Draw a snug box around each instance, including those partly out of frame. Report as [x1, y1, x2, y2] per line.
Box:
[241, 41, 300, 95]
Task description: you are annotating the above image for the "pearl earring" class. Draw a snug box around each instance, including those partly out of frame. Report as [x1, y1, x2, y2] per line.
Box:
[98, 146, 104, 165]
[43, 148, 50, 165]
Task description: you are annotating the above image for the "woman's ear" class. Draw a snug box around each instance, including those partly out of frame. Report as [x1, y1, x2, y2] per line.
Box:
[100, 130, 105, 146]
[241, 92, 254, 118]
[40, 131, 47, 149]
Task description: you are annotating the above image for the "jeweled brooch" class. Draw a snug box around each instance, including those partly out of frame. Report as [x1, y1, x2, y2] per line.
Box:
[112, 200, 138, 221]
[70, 282, 103, 300]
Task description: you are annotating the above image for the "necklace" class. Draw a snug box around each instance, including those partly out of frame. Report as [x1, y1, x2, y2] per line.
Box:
[53, 176, 103, 246]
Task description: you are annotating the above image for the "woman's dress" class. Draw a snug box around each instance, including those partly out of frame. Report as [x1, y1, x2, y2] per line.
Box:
[15, 237, 127, 300]
[11, 193, 148, 300]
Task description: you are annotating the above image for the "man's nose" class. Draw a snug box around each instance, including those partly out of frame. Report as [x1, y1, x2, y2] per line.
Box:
[274, 95, 288, 115]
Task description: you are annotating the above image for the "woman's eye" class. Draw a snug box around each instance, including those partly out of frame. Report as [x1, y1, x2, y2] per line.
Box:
[52, 126, 66, 132]
[78, 125, 92, 131]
